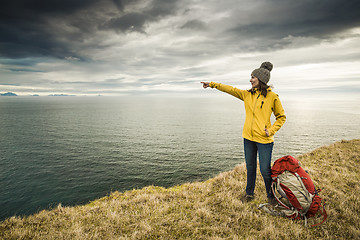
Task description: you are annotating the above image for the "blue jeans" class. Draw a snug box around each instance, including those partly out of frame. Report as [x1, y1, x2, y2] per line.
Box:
[244, 138, 274, 198]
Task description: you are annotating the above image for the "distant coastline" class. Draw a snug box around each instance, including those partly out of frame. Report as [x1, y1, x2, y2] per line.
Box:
[48, 94, 76, 97]
[0, 92, 17, 96]
[0, 92, 78, 97]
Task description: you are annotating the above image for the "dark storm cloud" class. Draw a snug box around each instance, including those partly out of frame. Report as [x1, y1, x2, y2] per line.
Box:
[145, 0, 179, 18]
[1, 0, 359, 62]
[101, 0, 180, 33]
[7, 68, 45, 73]
[111, 0, 125, 12]
[0, 0, 180, 59]
[180, 20, 207, 30]
[0, 58, 40, 66]
[228, 0, 360, 41]
[102, 12, 148, 33]
[0, 0, 100, 58]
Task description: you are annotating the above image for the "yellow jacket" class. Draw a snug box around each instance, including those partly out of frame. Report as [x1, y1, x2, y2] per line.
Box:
[209, 82, 286, 144]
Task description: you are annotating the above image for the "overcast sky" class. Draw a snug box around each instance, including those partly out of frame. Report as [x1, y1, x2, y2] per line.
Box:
[0, 0, 360, 97]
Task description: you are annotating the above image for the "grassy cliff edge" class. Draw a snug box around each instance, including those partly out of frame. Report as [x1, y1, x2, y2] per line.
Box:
[1, 139, 359, 239]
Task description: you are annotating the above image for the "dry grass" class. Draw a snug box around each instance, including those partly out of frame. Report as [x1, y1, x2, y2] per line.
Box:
[1, 139, 359, 239]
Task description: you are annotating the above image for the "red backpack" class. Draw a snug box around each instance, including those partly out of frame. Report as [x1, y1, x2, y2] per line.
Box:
[260, 155, 327, 227]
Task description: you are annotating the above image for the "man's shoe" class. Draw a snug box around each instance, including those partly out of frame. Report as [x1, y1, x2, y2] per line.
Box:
[241, 194, 254, 203]
[268, 197, 278, 206]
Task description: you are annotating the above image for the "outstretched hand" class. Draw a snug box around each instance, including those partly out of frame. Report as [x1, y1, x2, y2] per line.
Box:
[200, 82, 210, 88]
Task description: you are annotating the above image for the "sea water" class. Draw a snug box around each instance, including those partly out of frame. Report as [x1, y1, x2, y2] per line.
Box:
[0, 95, 359, 220]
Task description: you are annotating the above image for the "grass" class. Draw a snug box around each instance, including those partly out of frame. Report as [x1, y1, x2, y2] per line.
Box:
[1, 139, 359, 239]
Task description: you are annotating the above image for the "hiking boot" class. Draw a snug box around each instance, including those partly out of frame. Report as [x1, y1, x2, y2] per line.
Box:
[241, 194, 254, 203]
[268, 197, 277, 206]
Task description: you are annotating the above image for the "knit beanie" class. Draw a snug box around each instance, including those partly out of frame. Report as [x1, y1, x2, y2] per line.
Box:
[251, 62, 273, 84]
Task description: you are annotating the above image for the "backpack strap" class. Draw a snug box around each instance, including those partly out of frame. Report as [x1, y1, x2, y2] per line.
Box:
[271, 181, 291, 209]
[258, 203, 283, 216]
[311, 201, 328, 227]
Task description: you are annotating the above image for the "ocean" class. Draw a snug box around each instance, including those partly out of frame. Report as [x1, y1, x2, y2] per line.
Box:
[1, 95, 359, 220]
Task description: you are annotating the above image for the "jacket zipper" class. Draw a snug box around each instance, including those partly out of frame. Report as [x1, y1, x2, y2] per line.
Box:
[260, 95, 265, 108]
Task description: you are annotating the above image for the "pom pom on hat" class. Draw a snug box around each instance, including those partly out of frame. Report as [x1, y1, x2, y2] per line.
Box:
[251, 61, 273, 84]
[260, 62, 273, 72]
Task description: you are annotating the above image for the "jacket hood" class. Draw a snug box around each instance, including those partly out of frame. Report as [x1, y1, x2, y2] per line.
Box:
[252, 87, 272, 93]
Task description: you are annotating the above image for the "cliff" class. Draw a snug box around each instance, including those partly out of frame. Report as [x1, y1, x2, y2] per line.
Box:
[1, 139, 359, 239]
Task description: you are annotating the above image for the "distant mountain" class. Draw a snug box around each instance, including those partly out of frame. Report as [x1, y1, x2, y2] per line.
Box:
[48, 94, 76, 97]
[0, 92, 17, 96]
